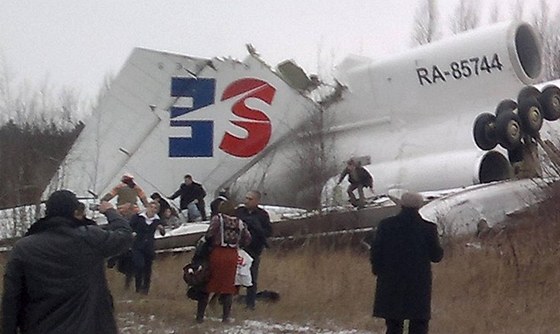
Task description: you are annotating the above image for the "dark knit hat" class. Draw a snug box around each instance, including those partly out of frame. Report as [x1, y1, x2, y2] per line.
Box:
[45, 190, 80, 218]
[218, 200, 236, 216]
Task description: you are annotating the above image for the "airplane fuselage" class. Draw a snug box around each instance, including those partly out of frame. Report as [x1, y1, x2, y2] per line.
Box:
[46, 21, 560, 210]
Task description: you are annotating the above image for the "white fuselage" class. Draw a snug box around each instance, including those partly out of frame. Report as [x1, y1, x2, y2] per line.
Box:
[46, 21, 560, 210]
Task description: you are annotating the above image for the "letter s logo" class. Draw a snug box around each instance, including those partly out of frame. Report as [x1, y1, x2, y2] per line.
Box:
[219, 78, 276, 158]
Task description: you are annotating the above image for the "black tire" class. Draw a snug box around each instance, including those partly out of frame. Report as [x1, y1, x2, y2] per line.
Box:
[517, 97, 543, 136]
[508, 145, 524, 163]
[495, 109, 523, 151]
[473, 113, 497, 150]
[539, 85, 560, 121]
[517, 85, 541, 102]
[495, 99, 517, 117]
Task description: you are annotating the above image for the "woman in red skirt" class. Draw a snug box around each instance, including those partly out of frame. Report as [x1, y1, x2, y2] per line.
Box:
[196, 201, 251, 323]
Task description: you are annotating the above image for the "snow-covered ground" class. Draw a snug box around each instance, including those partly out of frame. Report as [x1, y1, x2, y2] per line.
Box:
[117, 311, 376, 334]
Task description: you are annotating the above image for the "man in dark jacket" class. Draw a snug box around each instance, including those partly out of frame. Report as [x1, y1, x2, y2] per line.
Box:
[235, 190, 272, 310]
[169, 174, 207, 221]
[130, 201, 165, 294]
[2, 190, 133, 334]
[370, 192, 443, 334]
[337, 159, 373, 209]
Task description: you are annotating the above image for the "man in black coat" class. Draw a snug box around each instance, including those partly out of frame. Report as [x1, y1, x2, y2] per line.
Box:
[235, 190, 272, 310]
[2, 190, 133, 334]
[169, 174, 207, 221]
[370, 192, 444, 334]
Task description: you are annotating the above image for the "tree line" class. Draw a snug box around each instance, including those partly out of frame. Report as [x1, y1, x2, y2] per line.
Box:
[412, 0, 560, 80]
[0, 121, 83, 209]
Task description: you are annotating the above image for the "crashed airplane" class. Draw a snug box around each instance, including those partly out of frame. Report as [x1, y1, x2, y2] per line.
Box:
[45, 20, 560, 231]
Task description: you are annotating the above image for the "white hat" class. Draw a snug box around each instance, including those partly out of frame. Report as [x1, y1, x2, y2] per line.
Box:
[387, 189, 424, 208]
[400, 192, 424, 208]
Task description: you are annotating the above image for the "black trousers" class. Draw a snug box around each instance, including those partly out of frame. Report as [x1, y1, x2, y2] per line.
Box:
[246, 255, 260, 309]
[196, 293, 233, 322]
[196, 198, 206, 221]
[132, 247, 154, 293]
[385, 319, 429, 334]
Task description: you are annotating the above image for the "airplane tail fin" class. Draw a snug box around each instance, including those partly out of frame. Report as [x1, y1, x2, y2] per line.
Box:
[45, 48, 318, 202]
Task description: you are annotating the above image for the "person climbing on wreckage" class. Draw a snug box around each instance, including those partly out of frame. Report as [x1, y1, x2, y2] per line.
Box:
[336, 158, 374, 209]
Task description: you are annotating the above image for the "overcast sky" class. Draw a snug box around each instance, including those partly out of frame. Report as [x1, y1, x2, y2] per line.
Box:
[0, 0, 556, 103]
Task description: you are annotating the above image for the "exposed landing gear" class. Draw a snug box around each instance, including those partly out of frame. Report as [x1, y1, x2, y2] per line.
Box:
[473, 85, 560, 180]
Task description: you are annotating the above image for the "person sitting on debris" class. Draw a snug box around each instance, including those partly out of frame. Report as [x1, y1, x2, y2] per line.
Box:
[168, 174, 207, 222]
[150, 192, 171, 225]
[101, 173, 149, 219]
[163, 207, 181, 229]
[336, 159, 373, 209]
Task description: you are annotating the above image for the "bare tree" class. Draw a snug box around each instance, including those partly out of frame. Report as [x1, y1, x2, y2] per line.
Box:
[90, 73, 113, 112]
[411, 0, 440, 46]
[450, 0, 481, 34]
[0, 53, 15, 124]
[59, 87, 81, 127]
[531, 0, 560, 81]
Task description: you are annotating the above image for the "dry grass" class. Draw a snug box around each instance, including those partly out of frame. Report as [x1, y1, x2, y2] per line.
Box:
[108, 212, 560, 333]
[3, 191, 560, 333]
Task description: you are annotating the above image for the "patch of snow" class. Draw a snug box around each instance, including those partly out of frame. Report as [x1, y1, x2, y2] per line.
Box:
[117, 311, 377, 334]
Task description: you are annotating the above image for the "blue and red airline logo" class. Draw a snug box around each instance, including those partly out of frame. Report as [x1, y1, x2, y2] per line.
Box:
[169, 78, 276, 158]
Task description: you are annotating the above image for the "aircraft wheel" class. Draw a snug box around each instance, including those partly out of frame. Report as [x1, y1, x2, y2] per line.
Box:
[517, 85, 541, 102]
[495, 99, 517, 117]
[539, 85, 560, 121]
[517, 97, 543, 137]
[495, 109, 523, 151]
[473, 113, 497, 150]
